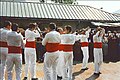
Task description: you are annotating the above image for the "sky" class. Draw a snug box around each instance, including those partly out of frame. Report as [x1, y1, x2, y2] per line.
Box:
[25, 0, 120, 13]
[77, 1, 120, 13]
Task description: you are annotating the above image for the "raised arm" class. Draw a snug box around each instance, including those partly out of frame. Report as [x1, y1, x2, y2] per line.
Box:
[85, 28, 91, 38]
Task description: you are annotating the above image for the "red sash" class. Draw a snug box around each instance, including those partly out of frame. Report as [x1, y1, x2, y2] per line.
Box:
[25, 41, 36, 48]
[59, 44, 64, 51]
[46, 43, 59, 52]
[63, 44, 73, 52]
[81, 42, 89, 47]
[94, 42, 102, 48]
[0, 41, 8, 47]
[8, 46, 22, 54]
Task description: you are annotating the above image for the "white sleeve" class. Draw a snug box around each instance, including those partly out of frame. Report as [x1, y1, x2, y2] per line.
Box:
[6, 33, 9, 44]
[75, 35, 80, 41]
[85, 28, 91, 38]
[34, 30, 40, 38]
[42, 33, 49, 46]
[100, 29, 105, 37]
[95, 31, 100, 37]
[58, 33, 61, 43]
[93, 31, 100, 40]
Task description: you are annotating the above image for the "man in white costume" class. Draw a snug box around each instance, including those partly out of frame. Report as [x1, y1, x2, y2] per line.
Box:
[93, 27, 105, 75]
[6, 23, 24, 80]
[23, 23, 40, 80]
[79, 27, 91, 70]
[61, 25, 76, 80]
[42, 23, 61, 80]
[0, 21, 12, 80]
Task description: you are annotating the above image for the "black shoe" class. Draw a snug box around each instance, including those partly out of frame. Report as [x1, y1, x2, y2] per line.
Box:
[23, 77, 27, 80]
[94, 72, 101, 75]
[31, 78, 38, 80]
[81, 67, 89, 70]
[57, 75, 62, 79]
[99, 72, 102, 74]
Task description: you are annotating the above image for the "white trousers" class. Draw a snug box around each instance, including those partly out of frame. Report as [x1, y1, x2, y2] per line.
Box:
[0, 47, 8, 80]
[44, 51, 59, 80]
[56, 51, 64, 77]
[62, 52, 73, 80]
[24, 48, 37, 78]
[6, 54, 22, 80]
[94, 48, 103, 73]
[81, 47, 89, 69]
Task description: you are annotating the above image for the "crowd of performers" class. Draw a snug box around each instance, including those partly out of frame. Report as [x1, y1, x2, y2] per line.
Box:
[0, 21, 120, 80]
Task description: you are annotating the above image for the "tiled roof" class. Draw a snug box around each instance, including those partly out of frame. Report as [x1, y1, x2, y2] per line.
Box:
[0, 1, 120, 22]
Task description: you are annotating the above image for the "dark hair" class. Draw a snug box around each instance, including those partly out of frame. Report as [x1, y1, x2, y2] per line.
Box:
[28, 23, 37, 29]
[65, 25, 72, 33]
[12, 23, 19, 31]
[4, 21, 12, 27]
[48, 23, 56, 30]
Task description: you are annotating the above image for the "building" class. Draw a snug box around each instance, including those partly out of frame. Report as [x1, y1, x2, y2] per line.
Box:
[0, 1, 120, 30]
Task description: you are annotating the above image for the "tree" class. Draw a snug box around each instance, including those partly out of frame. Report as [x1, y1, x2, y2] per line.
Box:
[51, 0, 76, 4]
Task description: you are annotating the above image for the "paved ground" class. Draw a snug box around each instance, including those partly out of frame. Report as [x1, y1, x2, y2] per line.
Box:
[5, 61, 120, 80]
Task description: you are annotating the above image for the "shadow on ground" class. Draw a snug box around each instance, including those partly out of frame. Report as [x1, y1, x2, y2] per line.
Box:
[85, 74, 100, 80]
[73, 69, 85, 80]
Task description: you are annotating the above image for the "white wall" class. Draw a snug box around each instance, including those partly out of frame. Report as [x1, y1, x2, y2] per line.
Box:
[1, 0, 26, 2]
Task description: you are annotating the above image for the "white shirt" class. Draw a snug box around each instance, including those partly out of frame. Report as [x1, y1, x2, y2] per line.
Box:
[25, 29, 40, 41]
[0, 28, 11, 42]
[78, 29, 91, 42]
[7, 31, 24, 48]
[61, 34, 76, 45]
[93, 31, 103, 42]
[42, 31, 61, 46]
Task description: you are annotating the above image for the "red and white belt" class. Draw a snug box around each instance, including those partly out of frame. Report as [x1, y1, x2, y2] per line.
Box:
[0, 41, 8, 47]
[80, 42, 89, 47]
[94, 42, 102, 48]
[46, 43, 59, 52]
[25, 41, 36, 48]
[8, 46, 22, 54]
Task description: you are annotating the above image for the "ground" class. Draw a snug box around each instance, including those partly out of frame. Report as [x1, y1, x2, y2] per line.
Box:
[5, 61, 120, 80]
